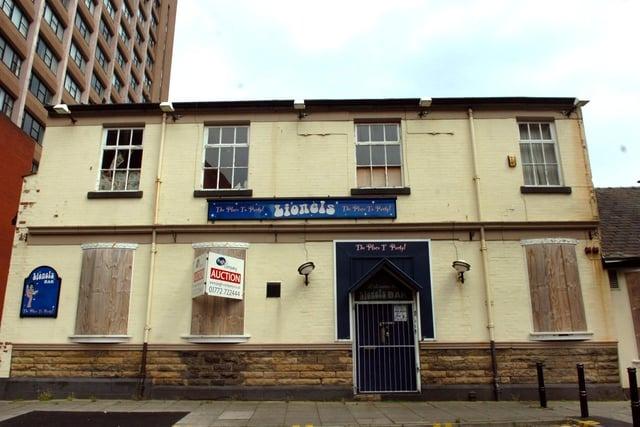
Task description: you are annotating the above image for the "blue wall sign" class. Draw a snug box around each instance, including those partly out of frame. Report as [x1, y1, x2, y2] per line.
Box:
[208, 198, 397, 221]
[20, 266, 62, 318]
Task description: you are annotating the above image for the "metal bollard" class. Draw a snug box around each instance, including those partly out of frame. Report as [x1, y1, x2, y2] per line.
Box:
[577, 363, 589, 418]
[536, 362, 547, 408]
[628, 367, 640, 427]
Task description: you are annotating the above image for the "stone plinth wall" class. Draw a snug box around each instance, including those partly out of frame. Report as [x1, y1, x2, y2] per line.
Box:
[146, 350, 353, 387]
[420, 344, 619, 385]
[10, 343, 619, 388]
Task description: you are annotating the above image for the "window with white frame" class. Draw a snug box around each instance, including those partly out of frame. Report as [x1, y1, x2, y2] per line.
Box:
[202, 126, 249, 190]
[98, 128, 144, 191]
[355, 123, 402, 188]
[518, 122, 561, 186]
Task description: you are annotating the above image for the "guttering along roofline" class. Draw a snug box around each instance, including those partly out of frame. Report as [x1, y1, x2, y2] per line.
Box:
[46, 97, 585, 119]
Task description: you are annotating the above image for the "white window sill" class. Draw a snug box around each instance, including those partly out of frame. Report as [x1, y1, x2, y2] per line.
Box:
[68, 335, 131, 343]
[181, 334, 251, 344]
[529, 331, 593, 341]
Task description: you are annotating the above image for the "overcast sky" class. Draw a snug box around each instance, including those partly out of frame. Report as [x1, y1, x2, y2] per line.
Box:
[169, 0, 639, 188]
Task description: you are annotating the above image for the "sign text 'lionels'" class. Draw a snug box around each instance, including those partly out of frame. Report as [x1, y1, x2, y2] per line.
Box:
[192, 252, 244, 300]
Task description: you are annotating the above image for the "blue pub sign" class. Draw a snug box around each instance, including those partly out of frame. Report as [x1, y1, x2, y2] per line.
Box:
[208, 198, 397, 221]
[20, 266, 62, 318]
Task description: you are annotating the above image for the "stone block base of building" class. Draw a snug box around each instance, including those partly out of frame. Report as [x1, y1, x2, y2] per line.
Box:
[0, 342, 624, 401]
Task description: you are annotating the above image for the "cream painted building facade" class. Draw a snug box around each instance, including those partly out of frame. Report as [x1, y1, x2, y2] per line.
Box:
[0, 98, 623, 400]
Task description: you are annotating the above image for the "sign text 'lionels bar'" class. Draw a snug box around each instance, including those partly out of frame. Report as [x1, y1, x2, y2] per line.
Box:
[192, 252, 244, 300]
[208, 198, 397, 221]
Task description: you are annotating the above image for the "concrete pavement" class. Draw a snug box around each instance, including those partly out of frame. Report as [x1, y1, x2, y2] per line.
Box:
[0, 399, 634, 426]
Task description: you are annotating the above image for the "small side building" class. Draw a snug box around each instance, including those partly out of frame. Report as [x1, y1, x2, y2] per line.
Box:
[596, 187, 640, 389]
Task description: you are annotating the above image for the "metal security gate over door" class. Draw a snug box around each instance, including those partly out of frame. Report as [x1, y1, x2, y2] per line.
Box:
[350, 259, 421, 393]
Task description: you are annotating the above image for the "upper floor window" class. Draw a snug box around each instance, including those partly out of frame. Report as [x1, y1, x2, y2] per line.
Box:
[1, 0, 29, 37]
[203, 126, 249, 190]
[136, 6, 145, 21]
[115, 48, 125, 69]
[519, 122, 561, 186]
[102, 0, 115, 19]
[83, 0, 95, 14]
[43, 3, 64, 40]
[118, 26, 130, 45]
[69, 42, 86, 71]
[143, 73, 151, 92]
[99, 18, 112, 43]
[355, 123, 402, 188]
[0, 85, 15, 117]
[0, 34, 22, 76]
[95, 45, 107, 68]
[28, 73, 53, 105]
[36, 37, 58, 74]
[129, 75, 138, 91]
[111, 74, 122, 92]
[132, 52, 141, 68]
[74, 13, 91, 42]
[122, 3, 132, 21]
[64, 73, 81, 102]
[91, 73, 104, 97]
[21, 110, 44, 144]
[99, 128, 144, 191]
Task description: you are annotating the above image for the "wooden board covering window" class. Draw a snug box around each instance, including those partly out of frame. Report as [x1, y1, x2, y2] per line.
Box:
[191, 247, 245, 335]
[626, 272, 640, 355]
[75, 248, 133, 335]
[525, 243, 587, 332]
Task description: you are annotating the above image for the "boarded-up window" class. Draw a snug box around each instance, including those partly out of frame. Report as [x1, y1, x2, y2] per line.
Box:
[191, 245, 246, 335]
[75, 244, 135, 335]
[524, 241, 587, 332]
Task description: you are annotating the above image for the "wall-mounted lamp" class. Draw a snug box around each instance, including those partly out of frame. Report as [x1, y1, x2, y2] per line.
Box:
[160, 101, 181, 121]
[297, 261, 315, 285]
[452, 260, 471, 283]
[294, 99, 307, 119]
[53, 103, 76, 124]
[418, 97, 432, 118]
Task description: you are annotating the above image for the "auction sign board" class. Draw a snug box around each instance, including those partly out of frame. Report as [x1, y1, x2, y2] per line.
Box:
[191, 252, 244, 300]
[20, 266, 62, 318]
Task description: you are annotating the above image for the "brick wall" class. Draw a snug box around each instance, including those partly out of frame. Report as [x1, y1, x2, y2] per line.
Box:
[0, 115, 35, 320]
[11, 345, 618, 388]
